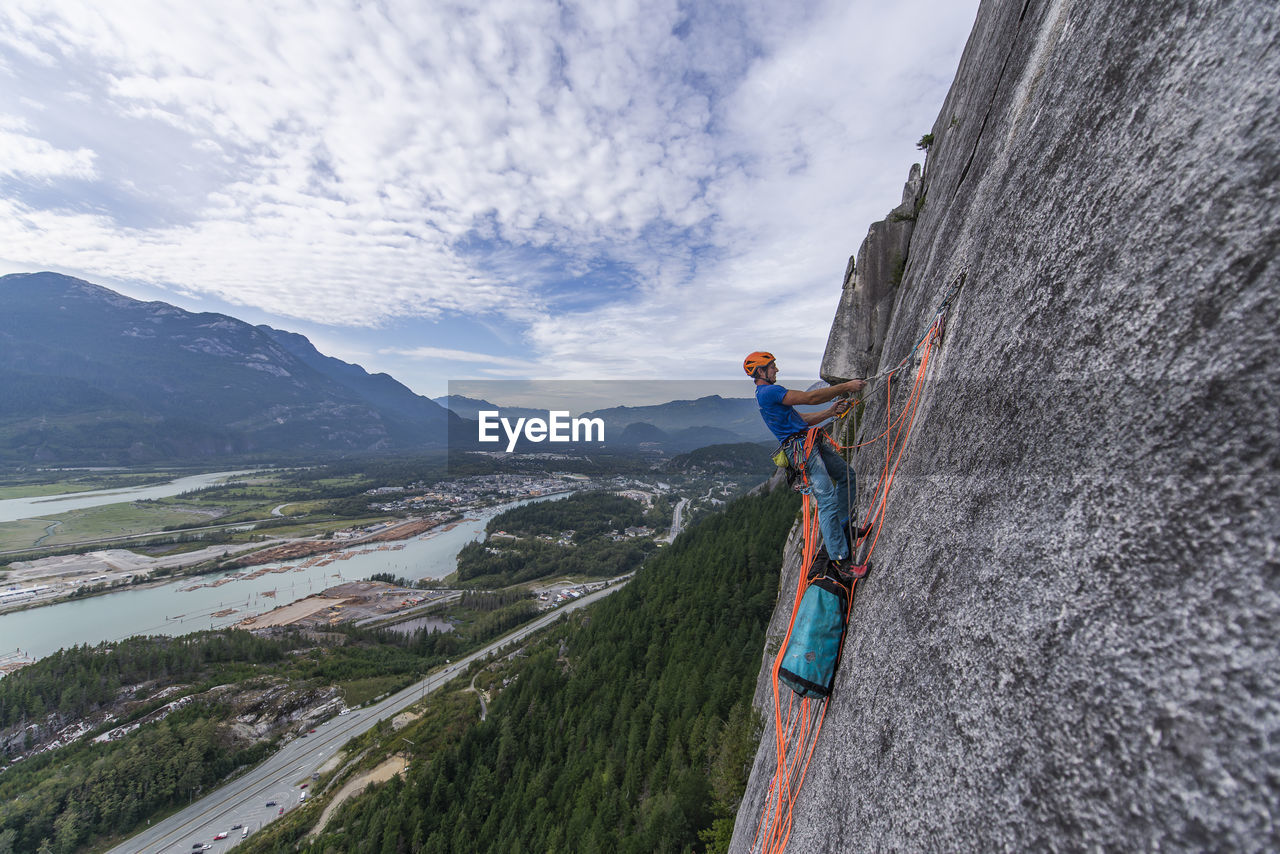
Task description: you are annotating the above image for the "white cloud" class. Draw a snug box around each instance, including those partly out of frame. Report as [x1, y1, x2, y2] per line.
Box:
[0, 126, 97, 179]
[523, 1, 978, 380]
[381, 346, 529, 369]
[0, 0, 978, 383]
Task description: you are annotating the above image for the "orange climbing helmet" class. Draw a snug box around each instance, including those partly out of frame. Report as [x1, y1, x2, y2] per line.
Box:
[743, 351, 775, 377]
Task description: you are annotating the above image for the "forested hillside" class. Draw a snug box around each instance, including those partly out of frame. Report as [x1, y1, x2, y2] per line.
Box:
[0, 592, 548, 853]
[247, 486, 799, 854]
[455, 492, 670, 586]
[483, 492, 668, 538]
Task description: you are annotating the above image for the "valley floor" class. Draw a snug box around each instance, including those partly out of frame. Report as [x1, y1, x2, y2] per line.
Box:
[0, 516, 444, 617]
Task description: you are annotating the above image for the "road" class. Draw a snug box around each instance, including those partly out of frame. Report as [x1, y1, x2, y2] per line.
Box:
[108, 576, 630, 854]
[469, 672, 488, 722]
[663, 497, 691, 544]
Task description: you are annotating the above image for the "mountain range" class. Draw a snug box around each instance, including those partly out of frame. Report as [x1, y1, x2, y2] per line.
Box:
[438, 393, 776, 451]
[0, 272, 456, 466]
[584, 395, 773, 443]
[433, 394, 549, 422]
[0, 272, 775, 466]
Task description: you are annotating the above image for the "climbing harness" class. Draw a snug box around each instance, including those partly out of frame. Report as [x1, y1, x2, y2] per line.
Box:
[749, 272, 963, 854]
[770, 431, 821, 495]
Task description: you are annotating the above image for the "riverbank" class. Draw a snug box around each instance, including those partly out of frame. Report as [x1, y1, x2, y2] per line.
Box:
[0, 515, 456, 619]
[220, 516, 452, 570]
[0, 492, 573, 667]
[0, 491, 581, 670]
[0, 539, 282, 615]
[0, 469, 254, 525]
[233, 579, 456, 631]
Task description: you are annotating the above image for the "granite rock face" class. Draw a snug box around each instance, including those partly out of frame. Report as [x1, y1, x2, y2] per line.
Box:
[819, 165, 922, 383]
[732, 1, 1279, 851]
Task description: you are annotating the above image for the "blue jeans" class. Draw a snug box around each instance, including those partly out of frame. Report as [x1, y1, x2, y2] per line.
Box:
[787, 434, 854, 561]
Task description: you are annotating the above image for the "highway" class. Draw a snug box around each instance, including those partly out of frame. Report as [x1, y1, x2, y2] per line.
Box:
[663, 497, 691, 544]
[108, 576, 630, 854]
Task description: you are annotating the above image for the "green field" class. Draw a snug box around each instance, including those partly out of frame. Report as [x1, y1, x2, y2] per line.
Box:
[0, 460, 587, 565]
[0, 483, 106, 500]
[0, 518, 57, 552]
[0, 502, 223, 551]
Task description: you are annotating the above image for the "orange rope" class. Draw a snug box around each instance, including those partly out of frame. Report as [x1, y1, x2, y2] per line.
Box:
[751, 313, 948, 854]
[859, 324, 937, 562]
[751, 501, 819, 854]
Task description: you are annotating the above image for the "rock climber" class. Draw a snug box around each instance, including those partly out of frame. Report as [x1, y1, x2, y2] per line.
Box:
[745, 351, 870, 578]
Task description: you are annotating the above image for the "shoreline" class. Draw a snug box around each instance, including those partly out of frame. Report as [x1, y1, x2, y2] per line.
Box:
[0, 514, 463, 620]
[0, 490, 576, 669]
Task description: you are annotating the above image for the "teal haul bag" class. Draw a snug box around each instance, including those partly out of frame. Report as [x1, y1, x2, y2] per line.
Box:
[778, 577, 850, 698]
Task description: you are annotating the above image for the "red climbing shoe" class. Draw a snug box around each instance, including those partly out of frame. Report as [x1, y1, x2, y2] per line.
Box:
[827, 556, 869, 584]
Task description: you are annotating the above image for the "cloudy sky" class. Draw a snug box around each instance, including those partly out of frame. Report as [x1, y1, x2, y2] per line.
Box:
[0, 0, 977, 400]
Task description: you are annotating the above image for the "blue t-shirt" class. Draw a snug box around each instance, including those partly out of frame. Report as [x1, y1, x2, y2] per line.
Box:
[756, 383, 809, 442]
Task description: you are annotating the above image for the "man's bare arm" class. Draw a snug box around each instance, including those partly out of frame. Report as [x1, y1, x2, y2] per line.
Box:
[800, 404, 838, 425]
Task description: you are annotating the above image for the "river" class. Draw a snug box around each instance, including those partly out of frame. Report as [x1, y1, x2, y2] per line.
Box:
[0, 493, 568, 663]
[0, 470, 253, 524]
